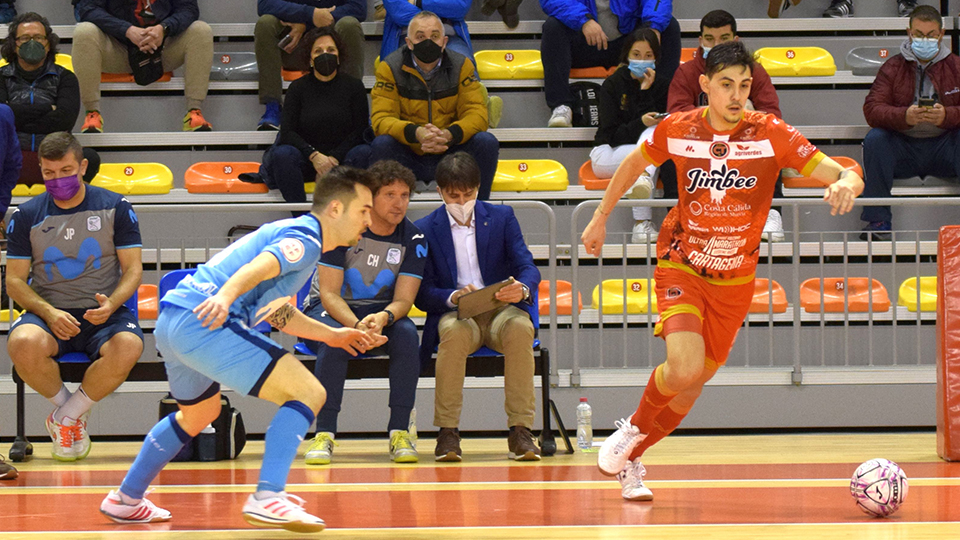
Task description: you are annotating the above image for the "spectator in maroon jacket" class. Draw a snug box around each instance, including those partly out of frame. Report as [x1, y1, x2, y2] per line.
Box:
[860, 5, 960, 240]
[665, 9, 786, 242]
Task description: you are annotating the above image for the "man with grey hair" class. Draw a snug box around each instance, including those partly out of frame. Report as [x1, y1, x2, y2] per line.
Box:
[5, 131, 144, 462]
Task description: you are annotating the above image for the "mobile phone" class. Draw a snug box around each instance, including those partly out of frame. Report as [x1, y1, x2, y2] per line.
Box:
[652, 112, 670, 119]
[277, 26, 293, 50]
[918, 97, 937, 108]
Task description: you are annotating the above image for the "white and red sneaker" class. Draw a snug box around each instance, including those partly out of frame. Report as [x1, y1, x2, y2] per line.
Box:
[45, 411, 90, 461]
[618, 459, 654, 501]
[100, 490, 172, 523]
[242, 492, 326, 533]
[597, 417, 645, 476]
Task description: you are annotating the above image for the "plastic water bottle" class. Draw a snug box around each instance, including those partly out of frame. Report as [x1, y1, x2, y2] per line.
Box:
[576, 398, 593, 450]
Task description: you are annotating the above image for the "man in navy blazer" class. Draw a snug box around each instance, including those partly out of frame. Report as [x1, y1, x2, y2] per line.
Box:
[415, 152, 542, 462]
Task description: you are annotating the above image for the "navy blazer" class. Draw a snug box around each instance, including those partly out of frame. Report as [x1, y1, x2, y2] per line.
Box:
[414, 201, 540, 368]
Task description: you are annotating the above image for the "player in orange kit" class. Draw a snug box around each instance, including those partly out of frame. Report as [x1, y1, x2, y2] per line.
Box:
[580, 40, 864, 501]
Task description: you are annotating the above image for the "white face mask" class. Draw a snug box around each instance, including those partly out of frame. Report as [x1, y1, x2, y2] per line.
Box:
[444, 197, 476, 224]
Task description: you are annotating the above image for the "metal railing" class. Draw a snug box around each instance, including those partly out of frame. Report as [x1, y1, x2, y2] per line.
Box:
[568, 198, 955, 384]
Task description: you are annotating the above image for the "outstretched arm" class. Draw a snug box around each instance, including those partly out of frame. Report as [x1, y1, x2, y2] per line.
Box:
[581, 147, 654, 256]
[810, 157, 864, 216]
[194, 252, 282, 330]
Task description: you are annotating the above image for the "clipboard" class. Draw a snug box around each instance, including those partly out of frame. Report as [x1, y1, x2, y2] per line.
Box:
[457, 278, 515, 320]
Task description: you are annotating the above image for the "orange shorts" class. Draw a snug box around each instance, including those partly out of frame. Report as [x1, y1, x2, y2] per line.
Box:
[653, 263, 755, 367]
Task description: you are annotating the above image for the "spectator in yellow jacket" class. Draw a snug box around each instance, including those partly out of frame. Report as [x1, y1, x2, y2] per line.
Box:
[370, 11, 498, 199]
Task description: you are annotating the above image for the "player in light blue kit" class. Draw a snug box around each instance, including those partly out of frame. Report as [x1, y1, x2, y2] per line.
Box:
[100, 167, 386, 533]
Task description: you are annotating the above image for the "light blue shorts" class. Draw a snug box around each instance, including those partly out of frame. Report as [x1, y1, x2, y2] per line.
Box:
[155, 305, 288, 404]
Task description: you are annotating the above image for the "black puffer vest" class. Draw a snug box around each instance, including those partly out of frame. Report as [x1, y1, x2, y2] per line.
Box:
[0, 57, 65, 151]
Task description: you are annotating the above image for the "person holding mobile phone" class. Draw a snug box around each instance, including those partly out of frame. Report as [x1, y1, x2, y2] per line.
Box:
[590, 28, 671, 243]
[861, 5, 960, 240]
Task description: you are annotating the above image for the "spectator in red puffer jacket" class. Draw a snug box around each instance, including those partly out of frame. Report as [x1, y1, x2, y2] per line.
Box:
[861, 5, 960, 240]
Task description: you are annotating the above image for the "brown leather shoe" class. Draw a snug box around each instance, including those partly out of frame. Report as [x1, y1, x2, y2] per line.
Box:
[435, 428, 462, 462]
[0, 455, 18, 481]
[507, 426, 541, 461]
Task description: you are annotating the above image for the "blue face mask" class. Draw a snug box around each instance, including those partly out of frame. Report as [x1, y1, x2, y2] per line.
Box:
[701, 46, 712, 59]
[628, 59, 655, 78]
[911, 37, 940, 60]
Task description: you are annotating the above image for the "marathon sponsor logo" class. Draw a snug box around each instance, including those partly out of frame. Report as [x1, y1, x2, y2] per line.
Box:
[702, 236, 747, 257]
[688, 250, 745, 271]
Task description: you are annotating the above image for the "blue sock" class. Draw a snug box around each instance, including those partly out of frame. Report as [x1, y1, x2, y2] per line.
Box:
[258, 401, 315, 494]
[120, 413, 190, 500]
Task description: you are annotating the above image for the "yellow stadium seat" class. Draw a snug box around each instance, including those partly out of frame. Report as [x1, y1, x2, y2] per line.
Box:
[591, 279, 657, 314]
[184, 162, 267, 193]
[898, 277, 936, 312]
[12, 184, 46, 197]
[0, 309, 22, 322]
[409, 304, 427, 318]
[754, 47, 836, 77]
[0, 53, 72, 71]
[92, 163, 173, 195]
[492, 160, 568, 192]
[475, 50, 543, 80]
[305, 182, 315, 194]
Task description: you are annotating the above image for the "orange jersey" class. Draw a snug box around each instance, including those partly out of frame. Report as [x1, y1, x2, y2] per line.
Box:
[641, 109, 825, 281]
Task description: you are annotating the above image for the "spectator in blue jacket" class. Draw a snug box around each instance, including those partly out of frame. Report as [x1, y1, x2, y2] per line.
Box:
[255, 0, 366, 131]
[539, 0, 680, 128]
[73, 0, 214, 132]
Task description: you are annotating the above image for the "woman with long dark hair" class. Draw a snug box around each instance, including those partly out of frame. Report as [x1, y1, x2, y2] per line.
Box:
[590, 28, 670, 243]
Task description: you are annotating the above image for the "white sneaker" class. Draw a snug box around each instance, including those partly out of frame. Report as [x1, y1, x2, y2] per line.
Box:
[548, 105, 572, 128]
[46, 411, 90, 461]
[100, 490, 172, 523]
[631, 220, 659, 244]
[761, 209, 785, 242]
[597, 418, 645, 476]
[618, 460, 654, 501]
[626, 173, 653, 200]
[242, 492, 326, 533]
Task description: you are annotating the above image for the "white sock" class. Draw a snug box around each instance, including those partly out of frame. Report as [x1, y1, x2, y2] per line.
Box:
[117, 490, 141, 506]
[254, 490, 280, 501]
[55, 386, 96, 423]
[48, 384, 72, 408]
[389, 429, 400, 438]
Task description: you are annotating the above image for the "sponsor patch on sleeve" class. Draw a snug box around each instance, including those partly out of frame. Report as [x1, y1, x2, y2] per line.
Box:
[278, 238, 305, 263]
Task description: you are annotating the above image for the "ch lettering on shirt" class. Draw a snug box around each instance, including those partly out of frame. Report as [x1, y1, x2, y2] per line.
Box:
[367, 254, 380, 267]
[64, 228, 74, 241]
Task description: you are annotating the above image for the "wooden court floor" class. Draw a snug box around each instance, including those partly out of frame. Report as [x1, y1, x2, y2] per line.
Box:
[2, 432, 960, 539]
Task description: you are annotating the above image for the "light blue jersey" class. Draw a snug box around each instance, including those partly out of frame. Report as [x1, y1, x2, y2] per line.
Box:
[162, 214, 322, 327]
[156, 214, 325, 401]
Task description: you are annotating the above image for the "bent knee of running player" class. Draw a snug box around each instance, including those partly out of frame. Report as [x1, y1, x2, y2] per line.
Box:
[661, 314, 707, 391]
[256, 353, 327, 413]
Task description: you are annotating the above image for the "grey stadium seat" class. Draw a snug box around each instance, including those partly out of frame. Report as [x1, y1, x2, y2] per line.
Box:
[845, 46, 895, 76]
[211, 52, 259, 81]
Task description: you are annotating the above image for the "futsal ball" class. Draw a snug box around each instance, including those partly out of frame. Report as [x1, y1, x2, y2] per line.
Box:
[849, 458, 909, 517]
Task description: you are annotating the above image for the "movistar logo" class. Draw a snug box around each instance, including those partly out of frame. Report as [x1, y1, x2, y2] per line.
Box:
[43, 238, 102, 280]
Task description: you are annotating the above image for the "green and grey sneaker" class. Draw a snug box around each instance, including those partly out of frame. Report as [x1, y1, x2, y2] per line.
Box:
[389, 430, 419, 463]
[304, 432, 336, 465]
